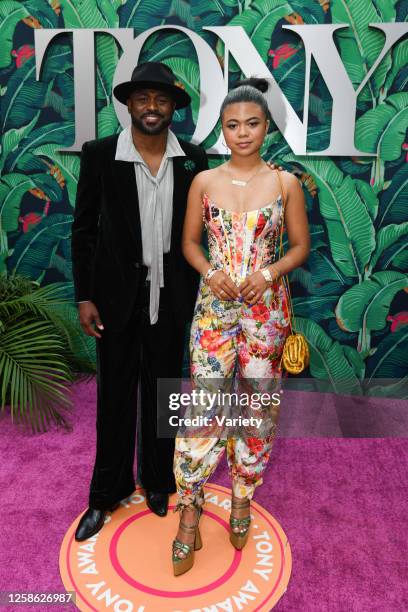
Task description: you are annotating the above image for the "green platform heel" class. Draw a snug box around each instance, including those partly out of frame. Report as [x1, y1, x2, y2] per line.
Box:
[229, 497, 251, 550]
[172, 506, 202, 576]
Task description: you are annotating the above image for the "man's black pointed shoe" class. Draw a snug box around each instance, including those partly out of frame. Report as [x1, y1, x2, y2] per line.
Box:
[75, 504, 119, 541]
[145, 491, 168, 517]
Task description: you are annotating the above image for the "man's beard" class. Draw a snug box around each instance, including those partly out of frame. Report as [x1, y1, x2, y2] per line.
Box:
[131, 113, 172, 135]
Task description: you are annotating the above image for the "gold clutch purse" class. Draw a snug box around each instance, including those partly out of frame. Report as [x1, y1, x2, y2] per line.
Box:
[276, 171, 309, 375]
[279, 273, 310, 374]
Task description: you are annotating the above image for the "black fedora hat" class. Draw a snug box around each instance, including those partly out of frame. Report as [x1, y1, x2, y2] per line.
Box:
[113, 61, 191, 109]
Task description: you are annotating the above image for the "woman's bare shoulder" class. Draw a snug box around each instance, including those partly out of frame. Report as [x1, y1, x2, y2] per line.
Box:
[278, 170, 303, 195]
[193, 166, 222, 190]
[279, 169, 299, 184]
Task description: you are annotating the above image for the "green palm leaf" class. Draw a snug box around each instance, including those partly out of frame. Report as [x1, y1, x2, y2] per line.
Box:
[283, 156, 376, 278]
[365, 327, 408, 380]
[369, 222, 408, 271]
[59, 0, 107, 27]
[119, 0, 173, 31]
[292, 295, 338, 321]
[270, 46, 305, 112]
[5, 121, 75, 173]
[260, 130, 283, 156]
[140, 32, 194, 63]
[0, 1, 29, 69]
[331, 0, 397, 101]
[295, 317, 361, 394]
[42, 293, 96, 373]
[54, 73, 75, 108]
[57, 1, 117, 103]
[371, 0, 400, 21]
[343, 344, 366, 380]
[0, 58, 50, 132]
[354, 179, 379, 221]
[306, 249, 350, 297]
[338, 158, 371, 176]
[171, 0, 196, 27]
[0, 317, 73, 432]
[377, 164, 408, 229]
[31, 143, 80, 208]
[0, 281, 70, 316]
[379, 243, 408, 271]
[289, 267, 319, 294]
[39, 43, 73, 82]
[383, 39, 408, 94]
[365, 376, 408, 398]
[0, 115, 38, 174]
[191, 0, 241, 28]
[335, 270, 408, 333]
[22, 0, 59, 28]
[161, 57, 200, 122]
[376, 240, 408, 271]
[305, 126, 332, 153]
[8, 214, 72, 280]
[225, 0, 293, 67]
[355, 93, 408, 161]
[289, 0, 326, 23]
[393, 65, 408, 95]
[309, 93, 333, 124]
[44, 90, 73, 120]
[96, 0, 123, 25]
[0, 281, 95, 372]
[96, 33, 120, 104]
[97, 105, 120, 139]
[0, 173, 36, 233]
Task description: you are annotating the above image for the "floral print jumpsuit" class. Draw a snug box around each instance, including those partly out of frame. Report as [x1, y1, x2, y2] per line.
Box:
[173, 186, 291, 511]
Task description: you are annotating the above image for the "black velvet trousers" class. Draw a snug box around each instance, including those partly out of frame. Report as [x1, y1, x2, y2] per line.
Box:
[88, 264, 186, 510]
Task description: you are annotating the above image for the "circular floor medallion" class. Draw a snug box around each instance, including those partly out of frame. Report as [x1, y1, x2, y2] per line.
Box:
[60, 483, 292, 611]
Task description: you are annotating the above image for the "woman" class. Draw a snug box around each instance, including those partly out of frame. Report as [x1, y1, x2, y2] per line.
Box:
[171, 78, 310, 575]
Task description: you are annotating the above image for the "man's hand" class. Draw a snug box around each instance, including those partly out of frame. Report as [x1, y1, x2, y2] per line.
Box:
[266, 160, 283, 171]
[78, 301, 104, 338]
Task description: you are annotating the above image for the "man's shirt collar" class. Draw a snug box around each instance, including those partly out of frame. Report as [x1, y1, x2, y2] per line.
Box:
[115, 125, 186, 162]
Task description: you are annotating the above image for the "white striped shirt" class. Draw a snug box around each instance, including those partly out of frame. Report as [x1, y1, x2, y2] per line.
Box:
[115, 125, 186, 324]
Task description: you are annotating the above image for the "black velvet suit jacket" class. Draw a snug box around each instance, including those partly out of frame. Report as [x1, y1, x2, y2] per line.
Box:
[71, 133, 208, 331]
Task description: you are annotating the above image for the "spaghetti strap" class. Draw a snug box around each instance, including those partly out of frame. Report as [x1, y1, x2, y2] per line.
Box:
[275, 169, 286, 211]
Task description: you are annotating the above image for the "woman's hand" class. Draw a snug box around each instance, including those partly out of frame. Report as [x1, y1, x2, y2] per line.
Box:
[208, 271, 240, 301]
[239, 271, 269, 305]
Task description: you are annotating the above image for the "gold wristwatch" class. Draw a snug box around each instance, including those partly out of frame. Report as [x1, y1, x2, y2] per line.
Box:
[260, 267, 277, 285]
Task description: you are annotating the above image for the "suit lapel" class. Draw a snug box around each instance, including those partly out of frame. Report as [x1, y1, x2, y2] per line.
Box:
[109, 133, 190, 261]
[170, 145, 191, 254]
[113, 157, 143, 261]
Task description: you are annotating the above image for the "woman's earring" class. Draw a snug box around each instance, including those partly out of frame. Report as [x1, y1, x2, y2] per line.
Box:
[222, 139, 228, 150]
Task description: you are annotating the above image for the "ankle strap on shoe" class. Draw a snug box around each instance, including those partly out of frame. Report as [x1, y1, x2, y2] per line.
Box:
[179, 520, 198, 532]
[174, 495, 205, 515]
[231, 497, 250, 509]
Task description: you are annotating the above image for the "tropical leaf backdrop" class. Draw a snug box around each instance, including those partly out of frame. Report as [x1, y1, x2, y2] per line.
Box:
[0, 0, 407, 395]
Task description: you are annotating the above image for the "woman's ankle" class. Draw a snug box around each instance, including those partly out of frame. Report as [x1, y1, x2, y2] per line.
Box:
[180, 505, 198, 525]
[174, 490, 205, 515]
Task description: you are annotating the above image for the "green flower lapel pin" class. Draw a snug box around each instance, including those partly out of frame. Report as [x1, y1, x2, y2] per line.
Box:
[184, 159, 196, 171]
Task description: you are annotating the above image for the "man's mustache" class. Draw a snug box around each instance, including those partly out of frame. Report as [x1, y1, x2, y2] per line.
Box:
[141, 112, 164, 119]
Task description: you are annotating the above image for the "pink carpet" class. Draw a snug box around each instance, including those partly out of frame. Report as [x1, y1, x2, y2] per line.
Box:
[1, 380, 407, 611]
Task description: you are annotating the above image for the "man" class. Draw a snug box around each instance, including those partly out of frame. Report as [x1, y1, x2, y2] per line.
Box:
[71, 61, 208, 541]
